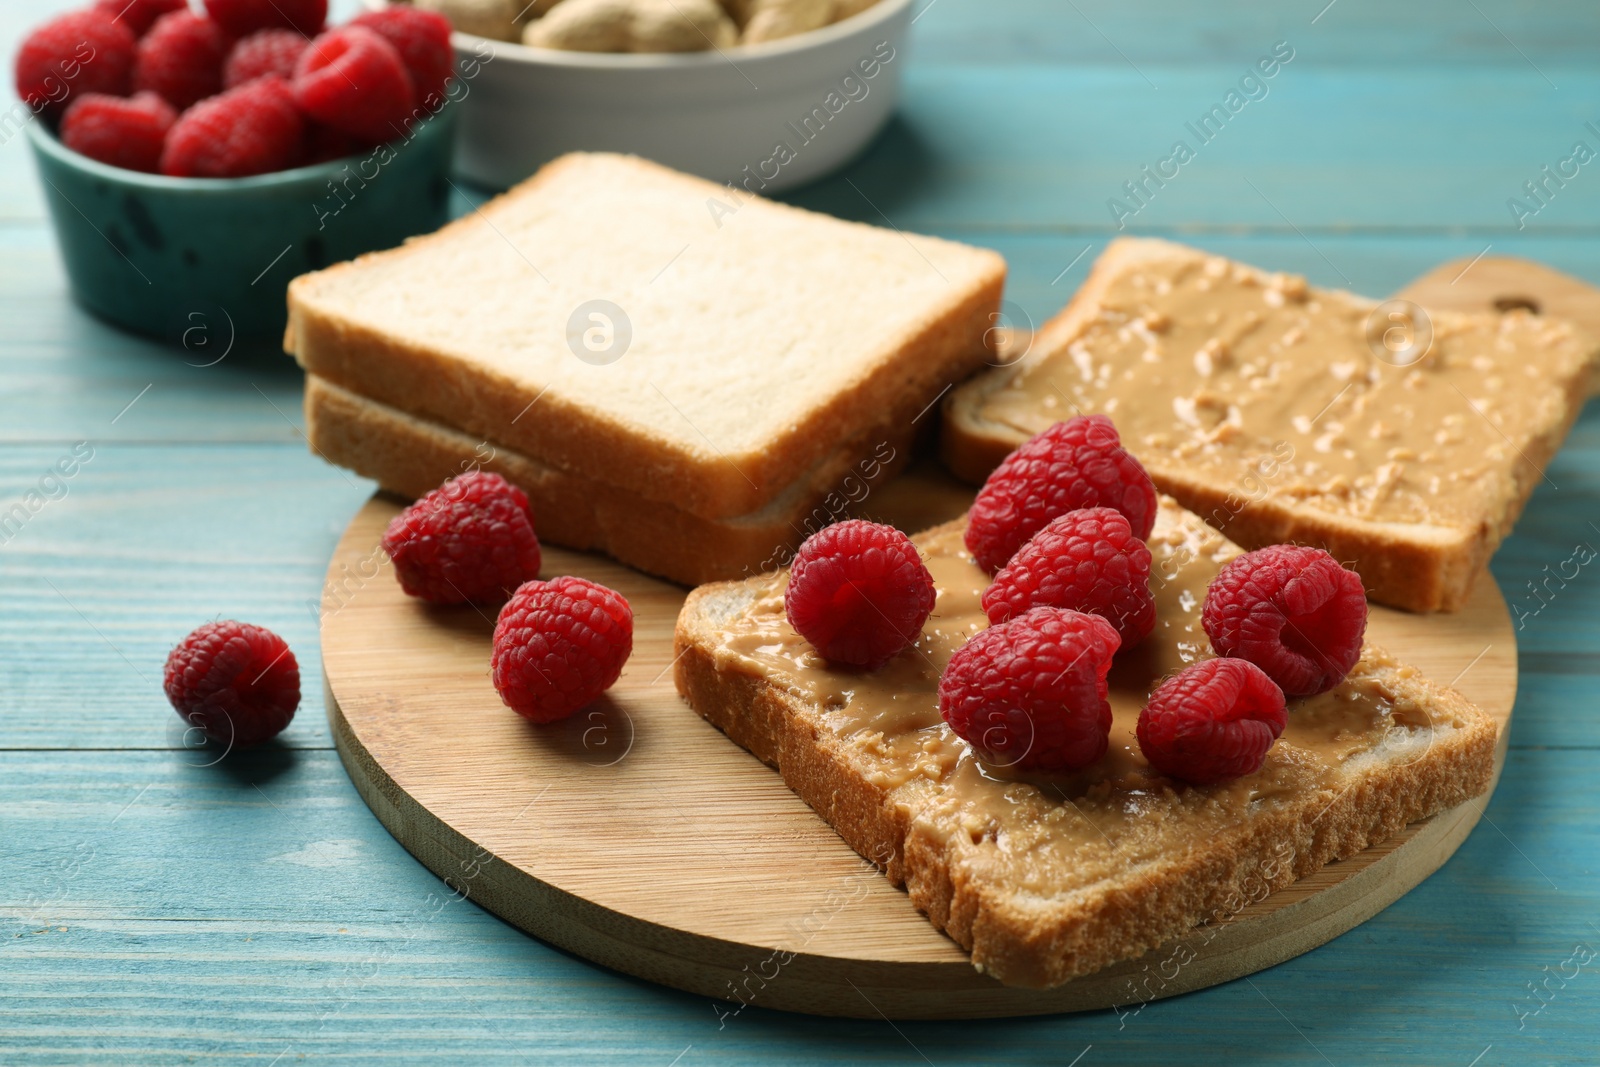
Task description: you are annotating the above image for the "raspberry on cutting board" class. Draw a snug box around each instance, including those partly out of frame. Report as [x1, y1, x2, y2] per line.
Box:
[965, 415, 1159, 574]
[381, 470, 543, 605]
[783, 519, 937, 670]
[164, 620, 301, 747]
[159, 74, 304, 178]
[14, 10, 136, 117]
[1202, 543, 1368, 697]
[1136, 657, 1288, 785]
[60, 90, 176, 173]
[938, 606, 1121, 773]
[492, 577, 634, 723]
[981, 505, 1156, 646]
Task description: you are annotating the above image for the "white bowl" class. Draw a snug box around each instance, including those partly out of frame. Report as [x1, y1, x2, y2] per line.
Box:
[427, 0, 915, 191]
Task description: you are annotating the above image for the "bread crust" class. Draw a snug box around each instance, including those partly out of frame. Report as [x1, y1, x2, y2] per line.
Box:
[674, 518, 1500, 988]
[286, 152, 1007, 521]
[304, 375, 914, 587]
[941, 237, 1596, 613]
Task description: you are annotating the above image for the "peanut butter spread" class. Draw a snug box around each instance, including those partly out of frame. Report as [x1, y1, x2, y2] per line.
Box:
[977, 246, 1593, 530]
[712, 505, 1456, 896]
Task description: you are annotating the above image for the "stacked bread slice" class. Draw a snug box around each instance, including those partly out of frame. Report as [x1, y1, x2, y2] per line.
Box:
[287, 153, 1007, 585]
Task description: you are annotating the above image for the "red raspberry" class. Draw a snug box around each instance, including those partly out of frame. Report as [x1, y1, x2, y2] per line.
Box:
[160, 74, 303, 178]
[1202, 544, 1367, 697]
[381, 471, 542, 605]
[134, 10, 229, 110]
[349, 7, 454, 107]
[163, 620, 301, 748]
[966, 416, 1159, 575]
[14, 10, 135, 117]
[939, 607, 1120, 773]
[982, 507, 1155, 647]
[95, 0, 188, 37]
[1136, 658, 1287, 785]
[223, 29, 309, 89]
[784, 520, 936, 670]
[60, 90, 176, 173]
[204, 0, 327, 38]
[492, 577, 633, 723]
[293, 26, 415, 145]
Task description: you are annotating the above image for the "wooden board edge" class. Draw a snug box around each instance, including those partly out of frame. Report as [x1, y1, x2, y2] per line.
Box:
[324, 663, 1508, 1019]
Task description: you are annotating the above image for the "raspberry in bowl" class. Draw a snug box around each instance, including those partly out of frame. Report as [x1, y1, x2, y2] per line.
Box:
[17, 2, 459, 341]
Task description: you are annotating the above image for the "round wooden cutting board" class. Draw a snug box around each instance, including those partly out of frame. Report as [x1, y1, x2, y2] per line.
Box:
[322, 465, 1516, 1020]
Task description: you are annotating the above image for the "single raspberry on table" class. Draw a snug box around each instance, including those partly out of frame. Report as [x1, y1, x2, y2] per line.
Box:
[784, 519, 936, 670]
[60, 91, 176, 173]
[966, 415, 1159, 575]
[982, 506, 1156, 647]
[492, 577, 634, 723]
[164, 620, 301, 747]
[94, 0, 189, 37]
[14, 10, 136, 117]
[134, 10, 229, 110]
[349, 7, 454, 106]
[1201, 544, 1367, 697]
[1136, 657, 1287, 785]
[204, 0, 327, 38]
[160, 74, 304, 178]
[939, 607, 1120, 773]
[381, 471, 542, 605]
[223, 29, 309, 89]
[293, 26, 416, 145]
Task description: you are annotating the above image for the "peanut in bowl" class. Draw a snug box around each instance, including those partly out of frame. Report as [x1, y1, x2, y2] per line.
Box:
[378, 0, 915, 191]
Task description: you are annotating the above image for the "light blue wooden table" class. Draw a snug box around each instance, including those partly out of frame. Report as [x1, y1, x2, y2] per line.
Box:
[5, 1, 1599, 1063]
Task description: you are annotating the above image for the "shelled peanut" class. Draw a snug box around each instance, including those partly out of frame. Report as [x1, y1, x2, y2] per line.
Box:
[412, 0, 882, 52]
[524, 0, 737, 52]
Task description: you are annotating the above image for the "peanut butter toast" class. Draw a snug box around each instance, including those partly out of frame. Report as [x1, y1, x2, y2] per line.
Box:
[942, 238, 1596, 612]
[673, 500, 1497, 988]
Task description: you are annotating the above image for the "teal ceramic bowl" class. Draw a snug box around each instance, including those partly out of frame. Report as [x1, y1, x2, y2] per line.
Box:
[26, 105, 458, 342]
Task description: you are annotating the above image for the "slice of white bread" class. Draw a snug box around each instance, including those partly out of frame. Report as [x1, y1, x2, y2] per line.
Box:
[286, 152, 1006, 521]
[674, 501, 1498, 988]
[304, 375, 913, 586]
[942, 237, 1596, 612]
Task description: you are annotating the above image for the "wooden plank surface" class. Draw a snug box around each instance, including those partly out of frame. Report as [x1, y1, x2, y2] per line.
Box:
[3, 0, 1600, 1061]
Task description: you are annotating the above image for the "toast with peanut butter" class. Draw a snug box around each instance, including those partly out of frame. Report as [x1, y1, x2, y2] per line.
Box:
[941, 238, 1596, 612]
[304, 375, 912, 586]
[673, 500, 1498, 988]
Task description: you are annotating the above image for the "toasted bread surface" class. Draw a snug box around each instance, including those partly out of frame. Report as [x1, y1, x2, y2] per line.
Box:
[674, 503, 1498, 987]
[942, 237, 1595, 612]
[287, 152, 1005, 521]
[304, 375, 913, 587]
